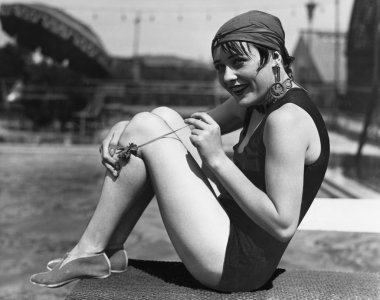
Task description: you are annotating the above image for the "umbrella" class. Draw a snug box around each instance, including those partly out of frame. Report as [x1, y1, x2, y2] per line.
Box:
[0, 3, 112, 78]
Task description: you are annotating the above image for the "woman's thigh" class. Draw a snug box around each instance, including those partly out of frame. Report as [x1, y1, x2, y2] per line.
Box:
[119, 110, 230, 288]
[151, 106, 221, 197]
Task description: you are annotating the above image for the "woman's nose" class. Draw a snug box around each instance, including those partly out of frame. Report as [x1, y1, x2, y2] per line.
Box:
[223, 66, 237, 83]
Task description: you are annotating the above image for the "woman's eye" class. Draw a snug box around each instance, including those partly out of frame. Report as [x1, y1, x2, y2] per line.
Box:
[214, 64, 225, 72]
[232, 57, 245, 68]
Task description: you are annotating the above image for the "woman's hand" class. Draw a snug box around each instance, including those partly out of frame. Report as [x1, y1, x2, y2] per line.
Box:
[184, 112, 226, 168]
[99, 121, 129, 177]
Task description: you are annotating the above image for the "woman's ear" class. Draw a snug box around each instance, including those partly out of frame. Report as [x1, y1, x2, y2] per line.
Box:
[272, 51, 282, 64]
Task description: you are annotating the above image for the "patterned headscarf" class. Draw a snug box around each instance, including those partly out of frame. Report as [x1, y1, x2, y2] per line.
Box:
[212, 10, 286, 53]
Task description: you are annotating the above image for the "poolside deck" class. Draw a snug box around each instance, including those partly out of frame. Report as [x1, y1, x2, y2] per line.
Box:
[66, 259, 380, 300]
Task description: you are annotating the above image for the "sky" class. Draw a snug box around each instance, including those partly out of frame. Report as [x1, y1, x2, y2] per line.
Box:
[0, 0, 355, 63]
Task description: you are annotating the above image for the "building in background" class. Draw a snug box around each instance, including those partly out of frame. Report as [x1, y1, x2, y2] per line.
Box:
[292, 30, 347, 109]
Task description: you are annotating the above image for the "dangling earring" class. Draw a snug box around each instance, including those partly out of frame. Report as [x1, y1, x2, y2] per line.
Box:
[254, 57, 293, 114]
[270, 62, 286, 99]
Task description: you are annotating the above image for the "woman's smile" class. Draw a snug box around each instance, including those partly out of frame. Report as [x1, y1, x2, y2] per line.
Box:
[212, 44, 274, 107]
[229, 84, 250, 96]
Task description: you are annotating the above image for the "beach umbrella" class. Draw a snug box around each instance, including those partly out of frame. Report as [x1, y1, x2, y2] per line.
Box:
[0, 3, 112, 78]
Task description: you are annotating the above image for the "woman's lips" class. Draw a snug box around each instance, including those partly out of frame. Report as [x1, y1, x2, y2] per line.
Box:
[229, 84, 249, 95]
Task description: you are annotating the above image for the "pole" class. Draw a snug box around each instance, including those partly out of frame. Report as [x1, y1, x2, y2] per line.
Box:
[306, 1, 317, 45]
[335, 0, 340, 94]
[355, 0, 380, 174]
[332, 0, 340, 129]
[132, 11, 141, 82]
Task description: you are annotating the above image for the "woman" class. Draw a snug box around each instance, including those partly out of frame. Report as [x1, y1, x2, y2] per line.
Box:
[31, 10, 329, 292]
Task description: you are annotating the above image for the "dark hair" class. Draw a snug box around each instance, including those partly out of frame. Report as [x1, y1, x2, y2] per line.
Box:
[279, 46, 295, 79]
[214, 41, 295, 78]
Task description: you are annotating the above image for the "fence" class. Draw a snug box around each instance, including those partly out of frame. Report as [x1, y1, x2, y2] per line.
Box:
[1, 78, 379, 144]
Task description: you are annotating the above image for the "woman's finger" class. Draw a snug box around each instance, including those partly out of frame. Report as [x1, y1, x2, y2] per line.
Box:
[101, 160, 119, 177]
[190, 128, 203, 136]
[101, 136, 119, 161]
[109, 122, 129, 156]
[189, 134, 200, 147]
[185, 117, 208, 129]
[108, 142, 117, 157]
[103, 132, 118, 157]
[100, 131, 113, 154]
[100, 142, 109, 158]
[101, 121, 129, 157]
[101, 144, 120, 167]
[190, 112, 217, 125]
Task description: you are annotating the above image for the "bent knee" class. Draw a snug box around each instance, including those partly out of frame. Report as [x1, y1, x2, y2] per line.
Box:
[130, 111, 158, 127]
[151, 106, 185, 125]
[118, 112, 169, 147]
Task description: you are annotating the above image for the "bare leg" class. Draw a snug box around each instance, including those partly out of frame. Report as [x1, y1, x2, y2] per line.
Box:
[105, 184, 154, 250]
[117, 110, 230, 288]
[150, 107, 222, 197]
[104, 106, 221, 249]
[30, 126, 156, 287]
[69, 153, 151, 257]
[55, 108, 229, 289]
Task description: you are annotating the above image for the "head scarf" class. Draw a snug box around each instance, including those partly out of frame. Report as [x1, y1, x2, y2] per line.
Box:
[212, 10, 286, 54]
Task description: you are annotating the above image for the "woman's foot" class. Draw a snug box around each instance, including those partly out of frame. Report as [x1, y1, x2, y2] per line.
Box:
[46, 248, 128, 273]
[30, 252, 111, 288]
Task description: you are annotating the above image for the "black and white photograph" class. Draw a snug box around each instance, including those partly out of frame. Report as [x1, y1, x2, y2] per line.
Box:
[0, 0, 379, 299]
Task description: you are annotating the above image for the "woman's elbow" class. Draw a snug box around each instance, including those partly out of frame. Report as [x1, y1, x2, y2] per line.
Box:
[273, 223, 297, 243]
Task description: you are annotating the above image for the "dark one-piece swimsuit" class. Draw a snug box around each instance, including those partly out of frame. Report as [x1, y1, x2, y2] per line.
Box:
[215, 88, 330, 292]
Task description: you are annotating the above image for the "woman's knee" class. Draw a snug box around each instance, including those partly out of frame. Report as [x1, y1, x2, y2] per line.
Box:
[118, 112, 168, 147]
[151, 106, 184, 125]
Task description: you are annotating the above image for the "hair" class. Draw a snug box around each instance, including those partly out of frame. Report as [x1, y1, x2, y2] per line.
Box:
[214, 41, 295, 78]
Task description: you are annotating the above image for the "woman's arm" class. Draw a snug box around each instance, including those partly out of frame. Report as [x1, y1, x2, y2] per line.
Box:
[186, 106, 310, 242]
[212, 106, 309, 241]
[207, 96, 246, 134]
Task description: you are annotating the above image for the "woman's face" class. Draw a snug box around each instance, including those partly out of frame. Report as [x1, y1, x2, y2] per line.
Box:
[213, 43, 274, 107]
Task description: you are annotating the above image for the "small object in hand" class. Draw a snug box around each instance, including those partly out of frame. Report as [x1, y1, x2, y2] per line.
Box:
[117, 143, 138, 162]
[113, 125, 189, 163]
